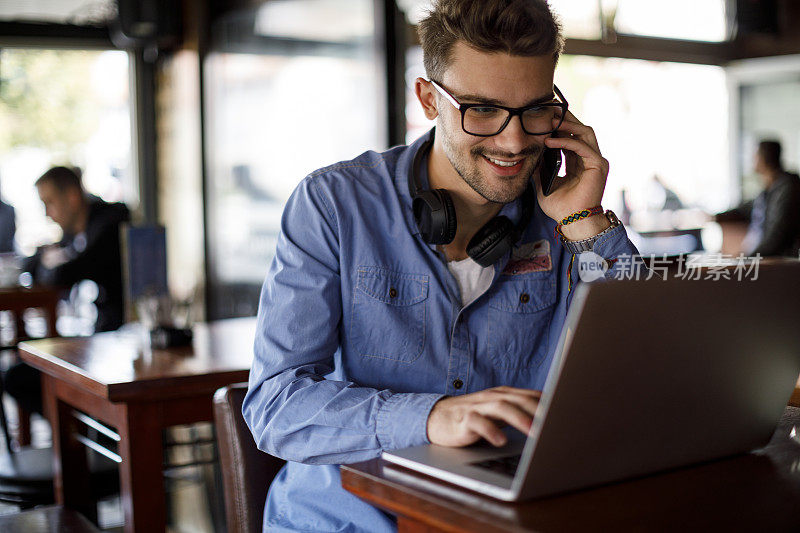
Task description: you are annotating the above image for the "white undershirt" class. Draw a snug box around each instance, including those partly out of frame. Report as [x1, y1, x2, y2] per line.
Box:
[447, 257, 494, 307]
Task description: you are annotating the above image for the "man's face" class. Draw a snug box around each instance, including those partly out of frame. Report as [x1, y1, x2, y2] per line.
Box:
[435, 41, 557, 204]
[754, 148, 770, 180]
[37, 181, 79, 233]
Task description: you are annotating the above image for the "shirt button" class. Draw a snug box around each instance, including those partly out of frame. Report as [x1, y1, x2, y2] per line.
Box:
[520, 293, 530, 304]
[453, 379, 463, 390]
[389, 287, 398, 298]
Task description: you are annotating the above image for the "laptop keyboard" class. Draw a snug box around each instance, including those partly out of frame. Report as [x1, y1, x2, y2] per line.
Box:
[471, 453, 522, 477]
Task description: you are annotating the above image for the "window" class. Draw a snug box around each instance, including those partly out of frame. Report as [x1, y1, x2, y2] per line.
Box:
[0, 47, 134, 255]
[204, 0, 386, 318]
[553, 56, 729, 217]
[609, 0, 728, 42]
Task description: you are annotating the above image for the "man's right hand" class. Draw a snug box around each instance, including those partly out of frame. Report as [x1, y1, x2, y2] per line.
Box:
[40, 245, 69, 270]
[426, 386, 542, 447]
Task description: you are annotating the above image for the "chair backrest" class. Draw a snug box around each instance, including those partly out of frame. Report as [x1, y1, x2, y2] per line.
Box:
[213, 383, 285, 533]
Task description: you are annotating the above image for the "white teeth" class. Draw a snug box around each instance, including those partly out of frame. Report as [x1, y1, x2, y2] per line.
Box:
[487, 157, 520, 167]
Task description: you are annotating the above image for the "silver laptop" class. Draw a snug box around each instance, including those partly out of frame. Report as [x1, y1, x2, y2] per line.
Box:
[382, 263, 800, 501]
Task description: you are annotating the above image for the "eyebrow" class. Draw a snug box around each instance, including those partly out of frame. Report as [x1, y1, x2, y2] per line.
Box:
[454, 90, 556, 107]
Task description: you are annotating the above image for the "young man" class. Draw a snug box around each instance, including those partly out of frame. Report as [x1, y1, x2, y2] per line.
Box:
[244, 1, 639, 530]
[24, 166, 130, 332]
[716, 140, 800, 257]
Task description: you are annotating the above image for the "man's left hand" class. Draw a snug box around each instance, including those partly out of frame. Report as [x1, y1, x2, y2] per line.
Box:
[535, 111, 610, 241]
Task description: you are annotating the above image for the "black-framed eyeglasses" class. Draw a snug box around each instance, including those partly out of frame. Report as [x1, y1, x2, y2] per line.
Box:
[428, 79, 568, 137]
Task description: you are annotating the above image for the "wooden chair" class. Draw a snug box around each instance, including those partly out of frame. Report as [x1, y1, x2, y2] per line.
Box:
[0, 379, 120, 509]
[213, 383, 285, 533]
[0, 287, 119, 511]
[0, 286, 60, 447]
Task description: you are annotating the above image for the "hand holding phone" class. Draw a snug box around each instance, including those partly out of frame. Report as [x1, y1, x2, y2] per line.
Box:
[536, 110, 610, 241]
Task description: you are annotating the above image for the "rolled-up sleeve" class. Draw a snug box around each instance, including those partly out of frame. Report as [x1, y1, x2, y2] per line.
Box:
[242, 176, 443, 465]
[564, 224, 643, 290]
[593, 224, 643, 280]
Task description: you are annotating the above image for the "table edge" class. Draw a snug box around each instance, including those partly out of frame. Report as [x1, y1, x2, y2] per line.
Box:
[19, 339, 110, 398]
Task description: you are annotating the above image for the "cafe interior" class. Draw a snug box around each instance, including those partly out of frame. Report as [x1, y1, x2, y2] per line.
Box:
[1, 0, 800, 531]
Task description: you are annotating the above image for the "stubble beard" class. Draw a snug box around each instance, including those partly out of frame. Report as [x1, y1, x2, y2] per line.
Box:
[440, 126, 542, 205]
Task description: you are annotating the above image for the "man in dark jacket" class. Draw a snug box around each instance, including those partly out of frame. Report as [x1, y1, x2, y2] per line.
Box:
[25, 166, 130, 331]
[5, 166, 130, 414]
[716, 140, 800, 257]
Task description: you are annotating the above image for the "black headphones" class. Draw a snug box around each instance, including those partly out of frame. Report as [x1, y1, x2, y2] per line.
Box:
[408, 131, 535, 268]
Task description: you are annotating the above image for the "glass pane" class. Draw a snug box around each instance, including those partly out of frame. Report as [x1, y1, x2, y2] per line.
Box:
[254, 0, 374, 42]
[554, 56, 729, 219]
[613, 0, 728, 42]
[0, 48, 134, 256]
[549, 0, 602, 40]
[205, 0, 385, 318]
[0, 0, 115, 25]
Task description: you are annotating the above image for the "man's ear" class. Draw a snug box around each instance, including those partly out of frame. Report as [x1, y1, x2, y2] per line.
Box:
[414, 77, 439, 121]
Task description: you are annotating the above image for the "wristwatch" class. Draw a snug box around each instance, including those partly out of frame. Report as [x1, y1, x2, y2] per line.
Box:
[560, 210, 621, 254]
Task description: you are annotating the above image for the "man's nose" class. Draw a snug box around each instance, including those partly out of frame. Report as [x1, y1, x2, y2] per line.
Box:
[492, 115, 529, 155]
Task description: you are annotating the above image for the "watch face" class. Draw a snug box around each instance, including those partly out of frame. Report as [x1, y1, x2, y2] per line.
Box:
[605, 210, 621, 226]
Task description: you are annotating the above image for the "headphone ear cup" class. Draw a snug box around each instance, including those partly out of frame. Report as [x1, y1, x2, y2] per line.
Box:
[413, 189, 456, 245]
[467, 216, 514, 267]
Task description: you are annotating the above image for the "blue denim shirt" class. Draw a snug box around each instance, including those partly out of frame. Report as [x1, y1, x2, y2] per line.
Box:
[243, 130, 640, 532]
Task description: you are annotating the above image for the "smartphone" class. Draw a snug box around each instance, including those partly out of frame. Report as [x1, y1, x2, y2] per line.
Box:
[540, 148, 563, 196]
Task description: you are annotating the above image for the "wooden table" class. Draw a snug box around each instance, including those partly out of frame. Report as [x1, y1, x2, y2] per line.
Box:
[0, 505, 99, 532]
[342, 407, 800, 532]
[18, 317, 255, 532]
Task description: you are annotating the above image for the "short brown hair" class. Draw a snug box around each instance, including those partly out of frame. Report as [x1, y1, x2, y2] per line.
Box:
[418, 0, 564, 81]
[758, 140, 782, 171]
[35, 166, 83, 193]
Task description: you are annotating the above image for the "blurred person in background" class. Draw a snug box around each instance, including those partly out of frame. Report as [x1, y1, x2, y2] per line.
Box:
[24, 167, 130, 331]
[715, 140, 800, 257]
[23, 166, 130, 332]
[0, 176, 15, 253]
[647, 174, 684, 212]
[3, 166, 129, 416]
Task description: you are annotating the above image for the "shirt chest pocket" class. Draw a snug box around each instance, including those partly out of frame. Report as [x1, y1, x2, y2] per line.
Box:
[487, 277, 557, 370]
[350, 267, 429, 363]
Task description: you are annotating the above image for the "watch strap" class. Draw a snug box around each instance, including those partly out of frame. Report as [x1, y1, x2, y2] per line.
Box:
[560, 210, 621, 254]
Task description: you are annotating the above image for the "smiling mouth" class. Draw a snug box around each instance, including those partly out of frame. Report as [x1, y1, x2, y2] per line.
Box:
[483, 156, 523, 168]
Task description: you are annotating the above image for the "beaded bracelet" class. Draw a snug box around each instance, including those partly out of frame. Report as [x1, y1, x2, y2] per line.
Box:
[555, 205, 603, 238]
